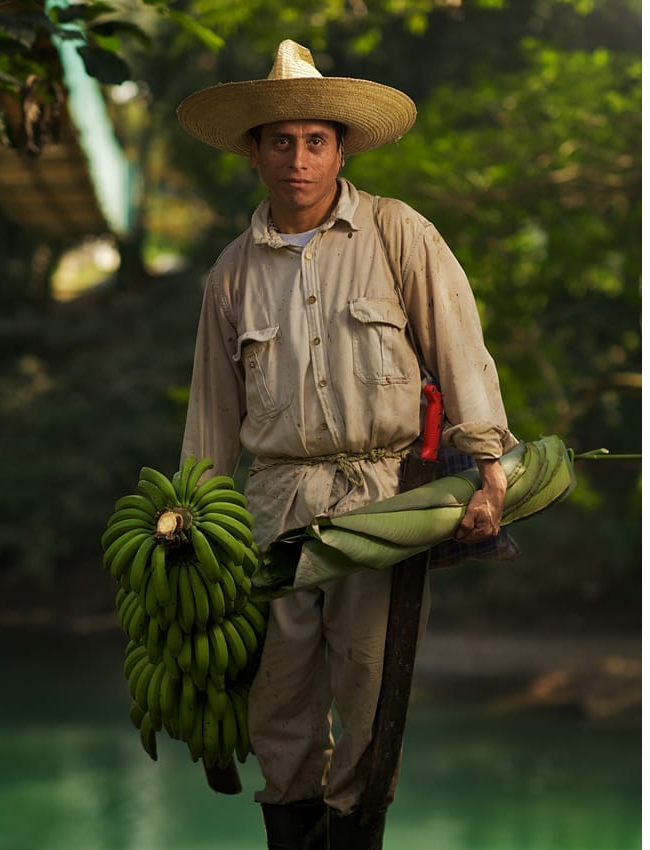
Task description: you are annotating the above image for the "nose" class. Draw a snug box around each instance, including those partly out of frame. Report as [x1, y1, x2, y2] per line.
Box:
[289, 140, 309, 168]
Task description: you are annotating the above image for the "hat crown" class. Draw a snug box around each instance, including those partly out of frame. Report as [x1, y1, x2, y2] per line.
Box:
[267, 39, 323, 81]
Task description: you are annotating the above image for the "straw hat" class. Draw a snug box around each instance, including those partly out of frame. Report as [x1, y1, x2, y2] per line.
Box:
[176, 39, 416, 156]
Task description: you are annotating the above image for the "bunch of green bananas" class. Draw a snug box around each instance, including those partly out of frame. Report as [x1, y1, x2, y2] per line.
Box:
[101, 456, 268, 771]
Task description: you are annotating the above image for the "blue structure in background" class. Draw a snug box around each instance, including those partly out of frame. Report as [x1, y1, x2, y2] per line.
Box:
[46, 0, 134, 237]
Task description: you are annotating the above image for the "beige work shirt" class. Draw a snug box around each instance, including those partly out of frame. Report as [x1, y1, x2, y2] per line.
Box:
[182, 178, 517, 554]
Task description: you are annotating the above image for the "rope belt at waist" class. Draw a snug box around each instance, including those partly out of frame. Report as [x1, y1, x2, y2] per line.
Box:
[249, 447, 410, 488]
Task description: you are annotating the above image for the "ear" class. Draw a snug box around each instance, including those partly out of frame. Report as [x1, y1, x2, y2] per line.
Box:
[249, 140, 259, 167]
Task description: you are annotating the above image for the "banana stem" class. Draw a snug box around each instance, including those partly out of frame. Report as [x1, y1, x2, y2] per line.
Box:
[572, 448, 642, 462]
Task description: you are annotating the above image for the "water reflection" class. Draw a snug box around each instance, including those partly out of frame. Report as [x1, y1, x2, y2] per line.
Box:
[0, 630, 640, 850]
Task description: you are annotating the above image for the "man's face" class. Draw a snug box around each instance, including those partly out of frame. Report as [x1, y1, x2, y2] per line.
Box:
[249, 120, 344, 227]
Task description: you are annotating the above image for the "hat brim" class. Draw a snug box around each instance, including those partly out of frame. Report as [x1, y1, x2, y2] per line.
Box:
[176, 77, 416, 156]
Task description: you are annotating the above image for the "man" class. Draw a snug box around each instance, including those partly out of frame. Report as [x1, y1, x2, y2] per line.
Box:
[177, 39, 517, 850]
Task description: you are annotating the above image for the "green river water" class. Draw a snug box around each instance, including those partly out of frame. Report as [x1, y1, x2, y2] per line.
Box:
[0, 628, 640, 850]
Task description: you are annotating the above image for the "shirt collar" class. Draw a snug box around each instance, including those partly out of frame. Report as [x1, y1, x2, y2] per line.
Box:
[251, 178, 360, 247]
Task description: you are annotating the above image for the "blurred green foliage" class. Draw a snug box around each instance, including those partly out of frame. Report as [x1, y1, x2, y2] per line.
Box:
[0, 0, 640, 624]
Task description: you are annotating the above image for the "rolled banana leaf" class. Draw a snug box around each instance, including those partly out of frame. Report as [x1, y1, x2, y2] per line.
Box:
[252, 435, 576, 597]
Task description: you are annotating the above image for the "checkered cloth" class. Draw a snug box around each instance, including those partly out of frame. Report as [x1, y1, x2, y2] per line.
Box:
[428, 445, 520, 569]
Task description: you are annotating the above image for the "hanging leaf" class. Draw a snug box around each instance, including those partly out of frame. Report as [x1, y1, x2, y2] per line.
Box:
[77, 44, 131, 84]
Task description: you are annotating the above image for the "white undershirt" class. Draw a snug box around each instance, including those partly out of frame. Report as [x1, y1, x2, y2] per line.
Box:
[279, 228, 319, 248]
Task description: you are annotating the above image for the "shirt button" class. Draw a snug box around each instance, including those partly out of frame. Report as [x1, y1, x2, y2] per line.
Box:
[305, 252, 313, 260]
[313, 337, 321, 346]
[307, 295, 317, 304]
[320, 422, 328, 430]
[319, 379, 328, 387]
[248, 359, 256, 368]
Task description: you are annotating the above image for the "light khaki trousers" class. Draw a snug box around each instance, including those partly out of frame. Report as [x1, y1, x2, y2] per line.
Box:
[248, 562, 431, 815]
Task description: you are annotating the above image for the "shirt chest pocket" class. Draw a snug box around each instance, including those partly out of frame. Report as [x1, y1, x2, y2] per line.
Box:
[234, 326, 292, 421]
[349, 297, 415, 385]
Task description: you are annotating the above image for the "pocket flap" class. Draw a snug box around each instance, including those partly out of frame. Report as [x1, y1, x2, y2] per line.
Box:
[233, 326, 280, 361]
[349, 298, 407, 329]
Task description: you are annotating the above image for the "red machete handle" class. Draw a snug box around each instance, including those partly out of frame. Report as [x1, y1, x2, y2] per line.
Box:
[420, 384, 443, 460]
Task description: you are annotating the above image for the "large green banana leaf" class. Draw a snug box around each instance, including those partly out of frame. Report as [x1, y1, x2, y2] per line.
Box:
[252, 435, 576, 597]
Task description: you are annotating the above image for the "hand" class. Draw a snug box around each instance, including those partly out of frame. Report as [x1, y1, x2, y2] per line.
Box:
[454, 459, 507, 544]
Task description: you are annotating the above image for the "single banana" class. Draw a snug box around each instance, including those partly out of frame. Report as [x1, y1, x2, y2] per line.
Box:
[178, 673, 197, 741]
[130, 700, 145, 730]
[115, 585, 128, 609]
[137, 560, 151, 604]
[160, 663, 181, 735]
[219, 562, 238, 611]
[205, 578, 226, 624]
[175, 454, 198, 504]
[164, 559, 180, 623]
[191, 475, 236, 510]
[139, 710, 158, 761]
[139, 466, 178, 507]
[241, 544, 260, 578]
[151, 542, 171, 607]
[117, 590, 138, 633]
[137, 478, 167, 512]
[128, 653, 151, 701]
[166, 619, 184, 658]
[122, 593, 145, 638]
[196, 500, 252, 528]
[189, 525, 222, 585]
[127, 603, 147, 643]
[133, 658, 156, 711]
[158, 665, 179, 723]
[177, 633, 193, 674]
[145, 568, 161, 620]
[124, 642, 147, 680]
[177, 564, 197, 634]
[114, 493, 158, 517]
[192, 629, 210, 688]
[155, 600, 171, 631]
[187, 696, 205, 762]
[162, 641, 182, 682]
[195, 487, 247, 514]
[207, 622, 229, 677]
[201, 700, 221, 768]
[220, 694, 238, 764]
[208, 666, 226, 693]
[128, 534, 156, 594]
[231, 613, 259, 658]
[234, 578, 252, 613]
[220, 618, 248, 672]
[191, 656, 207, 692]
[242, 600, 268, 641]
[205, 677, 229, 721]
[183, 457, 215, 503]
[230, 685, 252, 762]
[198, 512, 254, 548]
[145, 615, 163, 663]
[187, 560, 210, 630]
[222, 556, 246, 589]
[146, 660, 166, 731]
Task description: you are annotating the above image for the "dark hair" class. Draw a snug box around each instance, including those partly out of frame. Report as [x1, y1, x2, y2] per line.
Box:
[249, 121, 346, 147]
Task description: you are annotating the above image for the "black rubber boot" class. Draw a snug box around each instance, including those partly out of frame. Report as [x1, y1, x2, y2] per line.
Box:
[328, 808, 387, 850]
[261, 799, 328, 850]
